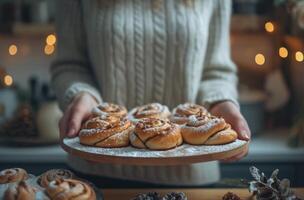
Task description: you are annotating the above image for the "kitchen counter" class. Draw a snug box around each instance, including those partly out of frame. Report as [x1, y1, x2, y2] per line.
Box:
[0, 129, 303, 163]
[102, 188, 304, 200]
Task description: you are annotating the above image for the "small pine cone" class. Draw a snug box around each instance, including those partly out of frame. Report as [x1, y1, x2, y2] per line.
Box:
[222, 192, 241, 200]
[132, 192, 161, 200]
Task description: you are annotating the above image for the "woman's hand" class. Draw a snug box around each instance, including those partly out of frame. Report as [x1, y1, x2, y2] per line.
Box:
[59, 92, 98, 138]
[209, 101, 251, 161]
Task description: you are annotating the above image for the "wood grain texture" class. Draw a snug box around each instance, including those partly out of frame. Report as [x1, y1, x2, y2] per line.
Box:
[102, 188, 304, 200]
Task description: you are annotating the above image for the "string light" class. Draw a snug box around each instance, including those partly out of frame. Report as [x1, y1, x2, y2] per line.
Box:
[279, 47, 288, 58]
[255, 53, 265, 66]
[265, 21, 275, 33]
[295, 51, 304, 62]
[8, 45, 18, 56]
[44, 44, 55, 55]
[4, 75, 13, 86]
[46, 34, 56, 45]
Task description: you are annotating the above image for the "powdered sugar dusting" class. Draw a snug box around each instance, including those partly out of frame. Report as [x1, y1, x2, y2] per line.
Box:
[63, 137, 246, 158]
[79, 128, 102, 136]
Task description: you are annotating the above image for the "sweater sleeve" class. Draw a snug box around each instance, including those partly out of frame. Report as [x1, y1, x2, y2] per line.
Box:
[51, 0, 102, 111]
[196, 0, 239, 108]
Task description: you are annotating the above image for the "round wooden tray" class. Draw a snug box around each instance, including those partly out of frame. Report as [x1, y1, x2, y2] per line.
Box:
[61, 137, 248, 166]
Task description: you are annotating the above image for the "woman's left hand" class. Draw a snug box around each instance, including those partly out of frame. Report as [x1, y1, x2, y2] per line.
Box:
[209, 101, 251, 162]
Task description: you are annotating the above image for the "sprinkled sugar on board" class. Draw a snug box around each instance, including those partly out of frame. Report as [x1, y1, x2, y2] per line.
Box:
[61, 137, 248, 165]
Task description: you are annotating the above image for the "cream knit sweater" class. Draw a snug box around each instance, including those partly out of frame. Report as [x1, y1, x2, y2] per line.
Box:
[51, 0, 238, 185]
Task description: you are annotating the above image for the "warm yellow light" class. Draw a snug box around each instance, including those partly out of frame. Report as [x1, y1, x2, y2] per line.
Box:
[4, 75, 13, 86]
[255, 53, 265, 66]
[44, 45, 55, 55]
[265, 21, 274, 33]
[8, 45, 18, 55]
[295, 51, 304, 62]
[279, 47, 288, 58]
[46, 34, 56, 45]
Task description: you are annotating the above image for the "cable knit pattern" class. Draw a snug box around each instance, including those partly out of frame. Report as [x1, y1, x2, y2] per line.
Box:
[52, 0, 237, 185]
[152, 1, 167, 102]
[113, 1, 127, 105]
[134, 0, 145, 105]
[174, 1, 187, 102]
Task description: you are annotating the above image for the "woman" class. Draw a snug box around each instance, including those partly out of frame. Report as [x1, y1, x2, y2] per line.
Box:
[52, 0, 250, 186]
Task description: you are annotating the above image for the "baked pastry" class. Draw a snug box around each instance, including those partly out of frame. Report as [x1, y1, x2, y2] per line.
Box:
[79, 115, 134, 147]
[0, 168, 28, 184]
[130, 118, 182, 150]
[46, 178, 96, 200]
[4, 181, 37, 200]
[92, 102, 127, 118]
[38, 169, 75, 188]
[170, 103, 209, 124]
[181, 115, 237, 145]
[128, 103, 170, 122]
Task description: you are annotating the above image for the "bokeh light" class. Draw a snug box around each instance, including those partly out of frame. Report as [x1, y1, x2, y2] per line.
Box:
[4, 75, 13, 86]
[279, 47, 288, 58]
[255, 53, 265, 66]
[44, 45, 55, 55]
[265, 22, 275, 33]
[295, 51, 304, 62]
[46, 34, 56, 45]
[8, 45, 18, 56]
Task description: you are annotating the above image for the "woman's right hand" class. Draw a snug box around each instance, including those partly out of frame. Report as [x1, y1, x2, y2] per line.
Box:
[59, 92, 98, 138]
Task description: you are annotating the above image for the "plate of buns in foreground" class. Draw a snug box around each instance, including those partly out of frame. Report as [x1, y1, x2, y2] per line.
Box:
[61, 103, 248, 165]
[0, 168, 103, 200]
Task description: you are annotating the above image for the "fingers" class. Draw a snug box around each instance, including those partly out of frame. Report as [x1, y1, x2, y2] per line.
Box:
[210, 101, 251, 141]
[230, 115, 251, 141]
[59, 106, 72, 139]
[59, 94, 96, 138]
[67, 105, 91, 137]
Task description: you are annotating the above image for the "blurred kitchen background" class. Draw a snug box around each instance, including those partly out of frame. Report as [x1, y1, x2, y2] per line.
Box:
[0, 0, 303, 187]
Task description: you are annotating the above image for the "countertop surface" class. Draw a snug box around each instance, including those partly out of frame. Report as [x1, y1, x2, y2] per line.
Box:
[102, 188, 304, 200]
[0, 129, 303, 163]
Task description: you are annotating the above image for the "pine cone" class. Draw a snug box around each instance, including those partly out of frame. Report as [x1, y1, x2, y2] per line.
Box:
[222, 192, 241, 200]
[163, 192, 187, 200]
[132, 192, 162, 200]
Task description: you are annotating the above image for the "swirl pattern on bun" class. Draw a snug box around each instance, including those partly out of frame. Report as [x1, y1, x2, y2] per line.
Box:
[0, 168, 28, 184]
[130, 118, 182, 150]
[46, 179, 96, 200]
[170, 103, 209, 124]
[181, 115, 237, 145]
[128, 103, 170, 123]
[79, 115, 134, 148]
[92, 102, 127, 118]
[38, 169, 75, 188]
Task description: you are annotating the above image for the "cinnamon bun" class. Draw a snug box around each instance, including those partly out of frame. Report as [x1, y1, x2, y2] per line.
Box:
[181, 115, 237, 145]
[38, 169, 75, 188]
[4, 181, 37, 200]
[128, 103, 170, 123]
[0, 168, 28, 184]
[130, 118, 182, 150]
[79, 115, 134, 147]
[46, 179, 96, 200]
[92, 102, 127, 118]
[170, 103, 209, 124]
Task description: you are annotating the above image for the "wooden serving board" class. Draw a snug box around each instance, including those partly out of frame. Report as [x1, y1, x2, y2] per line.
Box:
[61, 137, 248, 165]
